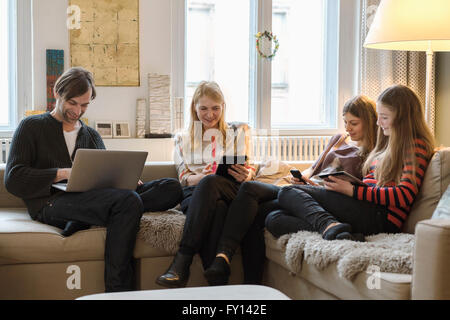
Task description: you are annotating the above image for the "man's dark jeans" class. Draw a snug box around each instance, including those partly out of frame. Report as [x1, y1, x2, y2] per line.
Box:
[36, 178, 182, 292]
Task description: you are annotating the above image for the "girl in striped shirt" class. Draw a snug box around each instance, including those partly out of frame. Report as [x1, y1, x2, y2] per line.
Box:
[276, 84, 435, 240]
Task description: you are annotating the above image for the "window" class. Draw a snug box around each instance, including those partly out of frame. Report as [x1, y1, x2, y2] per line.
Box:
[270, 0, 338, 130]
[1, 0, 32, 136]
[174, 0, 357, 134]
[185, 0, 252, 124]
[186, 3, 214, 85]
[0, 0, 13, 129]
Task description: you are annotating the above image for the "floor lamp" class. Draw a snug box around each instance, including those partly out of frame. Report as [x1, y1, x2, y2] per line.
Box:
[363, 0, 450, 134]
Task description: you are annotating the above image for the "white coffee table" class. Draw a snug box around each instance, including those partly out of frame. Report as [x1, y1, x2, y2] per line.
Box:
[77, 285, 290, 300]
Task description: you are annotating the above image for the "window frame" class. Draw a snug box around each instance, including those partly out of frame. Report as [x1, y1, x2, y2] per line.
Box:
[0, 0, 16, 133]
[0, 0, 33, 137]
[171, 0, 360, 136]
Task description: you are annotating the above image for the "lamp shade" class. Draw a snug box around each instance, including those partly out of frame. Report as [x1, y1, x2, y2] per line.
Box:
[364, 0, 450, 51]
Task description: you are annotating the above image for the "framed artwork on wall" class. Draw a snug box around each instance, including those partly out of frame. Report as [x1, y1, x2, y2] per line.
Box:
[69, 0, 140, 86]
[113, 122, 130, 138]
[95, 121, 113, 138]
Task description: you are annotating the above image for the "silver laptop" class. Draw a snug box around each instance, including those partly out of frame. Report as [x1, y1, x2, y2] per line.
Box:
[52, 149, 148, 192]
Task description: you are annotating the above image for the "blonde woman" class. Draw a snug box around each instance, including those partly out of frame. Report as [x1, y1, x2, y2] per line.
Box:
[276, 84, 435, 241]
[156, 81, 255, 288]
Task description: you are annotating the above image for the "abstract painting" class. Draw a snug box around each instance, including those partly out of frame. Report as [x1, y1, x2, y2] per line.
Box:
[46, 49, 64, 111]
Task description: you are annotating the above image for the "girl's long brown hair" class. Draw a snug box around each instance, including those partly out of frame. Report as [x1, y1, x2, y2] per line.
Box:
[342, 95, 378, 159]
[362, 85, 435, 187]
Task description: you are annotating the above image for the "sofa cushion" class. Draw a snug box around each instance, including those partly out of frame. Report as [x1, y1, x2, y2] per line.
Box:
[0, 164, 26, 208]
[254, 160, 294, 186]
[431, 185, 450, 219]
[403, 147, 450, 234]
[0, 208, 60, 234]
[0, 208, 107, 265]
[140, 162, 178, 182]
[0, 208, 185, 265]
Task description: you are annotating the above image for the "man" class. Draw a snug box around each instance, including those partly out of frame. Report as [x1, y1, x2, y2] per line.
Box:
[4, 67, 182, 292]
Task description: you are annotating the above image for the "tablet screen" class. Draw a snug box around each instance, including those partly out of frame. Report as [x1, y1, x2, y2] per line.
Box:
[215, 155, 247, 181]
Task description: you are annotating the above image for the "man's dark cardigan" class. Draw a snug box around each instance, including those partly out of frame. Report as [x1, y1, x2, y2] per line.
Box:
[4, 112, 105, 219]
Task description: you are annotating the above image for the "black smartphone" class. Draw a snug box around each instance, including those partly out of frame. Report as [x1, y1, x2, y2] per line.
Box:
[215, 155, 248, 181]
[290, 169, 308, 184]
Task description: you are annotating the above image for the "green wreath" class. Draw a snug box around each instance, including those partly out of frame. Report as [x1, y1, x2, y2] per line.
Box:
[255, 31, 279, 60]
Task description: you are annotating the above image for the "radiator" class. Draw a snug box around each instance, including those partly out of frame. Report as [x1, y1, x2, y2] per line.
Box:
[1, 138, 12, 164]
[252, 136, 331, 162]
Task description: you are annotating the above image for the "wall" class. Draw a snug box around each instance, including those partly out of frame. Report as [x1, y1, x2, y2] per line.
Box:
[32, 1, 450, 148]
[436, 53, 450, 148]
[33, 0, 172, 137]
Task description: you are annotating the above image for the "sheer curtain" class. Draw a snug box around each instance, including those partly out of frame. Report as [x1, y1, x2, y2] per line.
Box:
[359, 0, 436, 133]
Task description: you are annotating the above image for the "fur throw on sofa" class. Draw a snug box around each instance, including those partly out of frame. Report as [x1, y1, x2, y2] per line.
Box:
[275, 231, 415, 280]
[137, 209, 185, 254]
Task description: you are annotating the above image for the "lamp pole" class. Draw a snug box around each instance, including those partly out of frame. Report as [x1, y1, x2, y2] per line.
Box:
[425, 42, 435, 135]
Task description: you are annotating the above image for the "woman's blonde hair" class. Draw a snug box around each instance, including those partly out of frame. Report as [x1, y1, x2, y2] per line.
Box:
[362, 85, 435, 187]
[188, 81, 228, 146]
[342, 95, 378, 159]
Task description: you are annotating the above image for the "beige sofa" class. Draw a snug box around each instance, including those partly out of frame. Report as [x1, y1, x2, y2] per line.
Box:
[0, 148, 449, 300]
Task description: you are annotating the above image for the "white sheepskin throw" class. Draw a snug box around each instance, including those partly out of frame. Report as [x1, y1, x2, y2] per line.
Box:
[277, 231, 415, 280]
[137, 209, 185, 254]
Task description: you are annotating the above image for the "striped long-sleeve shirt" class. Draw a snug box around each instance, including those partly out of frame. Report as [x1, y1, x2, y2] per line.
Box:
[352, 139, 431, 229]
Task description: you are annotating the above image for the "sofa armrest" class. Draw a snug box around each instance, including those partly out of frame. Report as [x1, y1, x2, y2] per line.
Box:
[412, 218, 450, 300]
